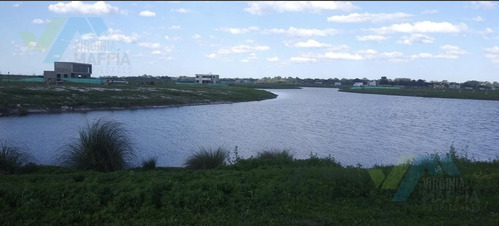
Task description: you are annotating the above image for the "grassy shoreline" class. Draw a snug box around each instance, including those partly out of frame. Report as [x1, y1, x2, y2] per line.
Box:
[339, 86, 499, 101]
[0, 82, 277, 117]
[0, 152, 497, 225]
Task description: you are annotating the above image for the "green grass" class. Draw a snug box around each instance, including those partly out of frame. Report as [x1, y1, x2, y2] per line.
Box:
[0, 82, 278, 116]
[339, 86, 499, 100]
[0, 147, 496, 225]
[141, 157, 157, 170]
[0, 142, 31, 174]
[184, 147, 229, 169]
[57, 119, 136, 172]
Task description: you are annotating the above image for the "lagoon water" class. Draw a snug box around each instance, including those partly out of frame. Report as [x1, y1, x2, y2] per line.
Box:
[0, 87, 498, 167]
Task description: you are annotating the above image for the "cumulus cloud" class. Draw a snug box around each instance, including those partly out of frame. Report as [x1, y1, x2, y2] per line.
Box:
[139, 10, 156, 17]
[371, 21, 468, 34]
[169, 25, 181, 30]
[245, 1, 357, 15]
[217, 26, 259, 34]
[468, 1, 498, 10]
[290, 49, 407, 63]
[411, 45, 467, 59]
[356, 35, 388, 42]
[207, 44, 270, 59]
[48, 1, 119, 15]
[97, 29, 139, 43]
[138, 42, 161, 49]
[397, 34, 435, 45]
[327, 12, 412, 23]
[171, 8, 190, 13]
[285, 39, 332, 48]
[484, 46, 499, 63]
[266, 27, 338, 37]
[192, 34, 201, 39]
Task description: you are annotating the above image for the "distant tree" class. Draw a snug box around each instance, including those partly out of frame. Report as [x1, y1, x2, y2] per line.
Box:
[380, 76, 389, 85]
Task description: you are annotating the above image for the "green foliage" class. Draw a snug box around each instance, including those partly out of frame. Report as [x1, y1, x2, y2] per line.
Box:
[0, 142, 31, 174]
[58, 119, 136, 172]
[340, 86, 499, 100]
[184, 147, 229, 169]
[142, 157, 157, 170]
[256, 149, 294, 161]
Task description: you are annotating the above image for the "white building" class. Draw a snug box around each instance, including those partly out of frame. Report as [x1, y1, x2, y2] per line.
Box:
[368, 80, 377, 86]
[353, 82, 364, 87]
[195, 73, 219, 84]
[334, 82, 342, 87]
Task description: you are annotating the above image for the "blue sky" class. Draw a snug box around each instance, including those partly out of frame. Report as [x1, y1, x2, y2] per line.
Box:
[0, 1, 498, 82]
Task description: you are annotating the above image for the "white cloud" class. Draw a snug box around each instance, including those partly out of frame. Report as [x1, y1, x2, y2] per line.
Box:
[411, 45, 467, 59]
[171, 8, 190, 13]
[356, 35, 388, 42]
[218, 26, 259, 34]
[138, 42, 161, 49]
[192, 34, 201, 39]
[371, 21, 468, 34]
[48, 1, 119, 15]
[285, 39, 332, 48]
[469, 1, 498, 10]
[324, 52, 363, 60]
[207, 44, 270, 59]
[169, 25, 181, 30]
[98, 29, 139, 43]
[12, 3, 21, 7]
[139, 10, 156, 17]
[245, 1, 357, 15]
[267, 57, 279, 62]
[484, 46, 499, 63]
[327, 12, 412, 23]
[421, 9, 438, 14]
[397, 34, 435, 45]
[472, 16, 484, 22]
[290, 56, 317, 63]
[266, 27, 338, 37]
[32, 18, 50, 24]
[241, 53, 258, 63]
[164, 35, 181, 41]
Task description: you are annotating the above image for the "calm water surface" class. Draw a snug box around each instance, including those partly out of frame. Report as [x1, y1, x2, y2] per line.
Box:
[0, 87, 498, 167]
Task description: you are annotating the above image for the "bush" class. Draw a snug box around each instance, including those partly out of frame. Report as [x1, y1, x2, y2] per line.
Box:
[58, 119, 135, 172]
[142, 157, 157, 170]
[256, 149, 293, 161]
[184, 147, 228, 169]
[0, 141, 31, 174]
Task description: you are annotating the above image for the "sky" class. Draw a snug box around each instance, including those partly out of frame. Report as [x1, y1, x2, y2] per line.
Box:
[0, 1, 498, 82]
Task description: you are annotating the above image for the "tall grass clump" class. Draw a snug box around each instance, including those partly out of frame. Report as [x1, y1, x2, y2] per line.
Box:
[142, 157, 157, 170]
[58, 119, 135, 172]
[184, 147, 228, 169]
[0, 141, 31, 174]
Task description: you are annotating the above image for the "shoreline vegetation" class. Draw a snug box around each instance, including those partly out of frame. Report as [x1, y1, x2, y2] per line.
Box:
[0, 136, 498, 224]
[0, 81, 277, 117]
[339, 86, 499, 101]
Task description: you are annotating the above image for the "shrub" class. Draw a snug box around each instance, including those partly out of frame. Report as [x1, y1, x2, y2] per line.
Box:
[256, 149, 293, 161]
[0, 142, 31, 174]
[142, 157, 157, 170]
[58, 119, 135, 172]
[184, 147, 228, 169]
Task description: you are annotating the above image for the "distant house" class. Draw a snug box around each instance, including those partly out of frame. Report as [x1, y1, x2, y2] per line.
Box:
[334, 82, 342, 87]
[195, 73, 219, 84]
[353, 82, 364, 87]
[433, 83, 445, 89]
[448, 83, 460, 89]
[43, 62, 92, 81]
[367, 80, 377, 86]
[315, 81, 323, 85]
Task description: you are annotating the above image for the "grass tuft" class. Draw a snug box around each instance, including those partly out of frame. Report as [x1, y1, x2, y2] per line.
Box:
[256, 149, 294, 161]
[58, 119, 136, 172]
[184, 147, 228, 169]
[0, 141, 31, 174]
[142, 157, 158, 170]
